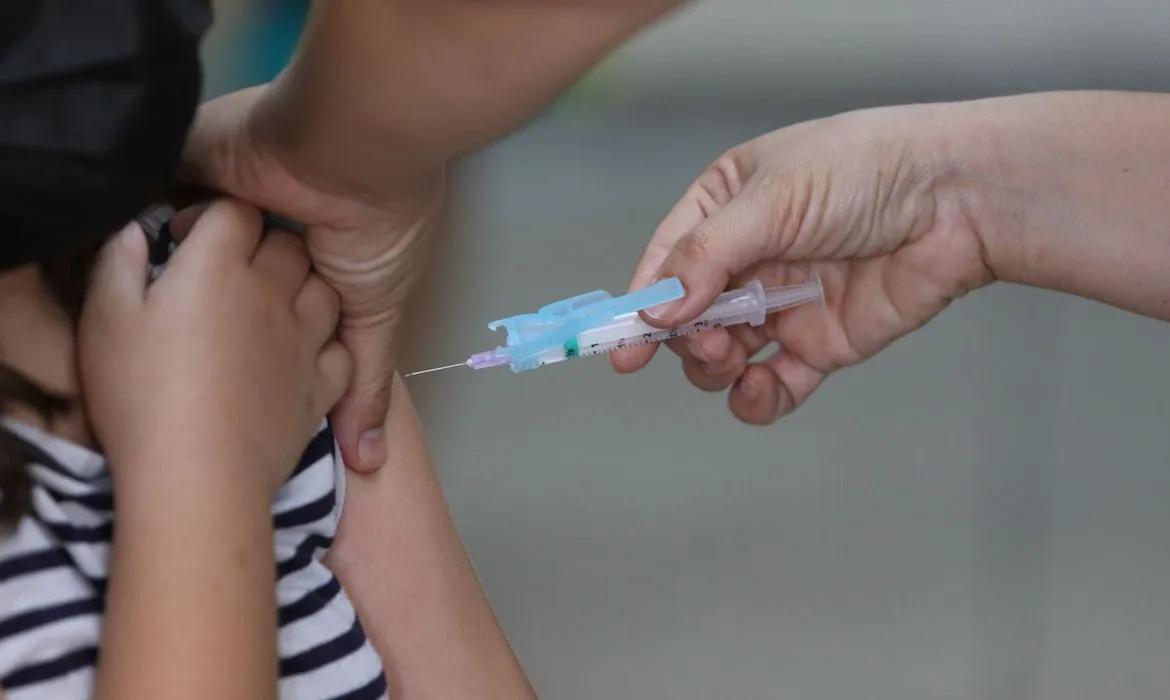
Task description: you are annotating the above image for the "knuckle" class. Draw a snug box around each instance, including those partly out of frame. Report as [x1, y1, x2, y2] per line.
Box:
[751, 165, 787, 199]
[674, 228, 713, 264]
[706, 152, 745, 196]
[359, 366, 393, 400]
[754, 167, 805, 253]
[264, 229, 303, 258]
[271, 227, 307, 252]
[315, 280, 342, 321]
[343, 369, 392, 417]
[299, 283, 335, 325]
[681, 357, 732, 393]
[283, 238, 311, 269]
[330, 344, 355, 379]
[209, 198, 261, 229]
[319, 346, 353, 394]
[687, 151, 747, 217]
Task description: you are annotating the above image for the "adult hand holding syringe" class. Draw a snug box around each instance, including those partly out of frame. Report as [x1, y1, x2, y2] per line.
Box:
[607, 104, 998, 426]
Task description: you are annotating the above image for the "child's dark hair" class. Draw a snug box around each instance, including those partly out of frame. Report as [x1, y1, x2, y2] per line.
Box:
[0, 253, 94, 528]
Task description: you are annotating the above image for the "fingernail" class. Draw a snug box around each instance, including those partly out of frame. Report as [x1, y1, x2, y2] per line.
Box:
[642, 275, 686, 323]
[691, 344, 708, 363]
[358, 428, 386, 470]
[646, 298, 684, 323]
[740, 378, 761, 399]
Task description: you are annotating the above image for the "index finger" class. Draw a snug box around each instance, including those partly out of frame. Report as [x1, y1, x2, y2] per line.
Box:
[173, 199, 265, 266]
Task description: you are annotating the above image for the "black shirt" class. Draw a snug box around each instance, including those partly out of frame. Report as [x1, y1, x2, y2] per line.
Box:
[0, 0, 212, 269]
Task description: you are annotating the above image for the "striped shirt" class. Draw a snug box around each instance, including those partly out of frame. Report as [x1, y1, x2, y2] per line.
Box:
[0, 419, 388, 699]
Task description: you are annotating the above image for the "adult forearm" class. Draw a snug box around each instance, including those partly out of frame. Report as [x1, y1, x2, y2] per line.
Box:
[263, 0, 685, 188]
[946, 91, 1170, 319]
[96, 460, 277, 699]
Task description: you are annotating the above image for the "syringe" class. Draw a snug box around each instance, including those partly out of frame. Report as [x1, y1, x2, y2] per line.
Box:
[404, 276, 823, 377]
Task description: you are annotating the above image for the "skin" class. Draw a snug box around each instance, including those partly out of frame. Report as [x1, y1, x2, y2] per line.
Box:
[0, 203, 535, 697]
[85, 204, 349, 699]
[325, 375, 537, 699]
[5, 2, 691, 693]
[182, 0, 688, 473]
[612, 91, 1170, 424]
[320, 90, 1170, 697]
[1, 202, 349, 699]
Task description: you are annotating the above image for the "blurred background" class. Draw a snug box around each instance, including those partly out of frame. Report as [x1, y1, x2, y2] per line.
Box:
[205, 3, 1170, 698]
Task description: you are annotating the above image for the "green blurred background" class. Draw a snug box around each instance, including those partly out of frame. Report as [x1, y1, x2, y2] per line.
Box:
[205, 3, 1170, 699]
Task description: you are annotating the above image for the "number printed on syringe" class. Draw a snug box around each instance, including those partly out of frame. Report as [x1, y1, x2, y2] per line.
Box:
[578, 317, 720, 357]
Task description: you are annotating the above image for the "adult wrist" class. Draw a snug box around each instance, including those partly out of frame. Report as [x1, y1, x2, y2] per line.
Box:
[930, 96, 1070, 290]
[920, 101, 1008, 287]
[259, 69, 449, 197]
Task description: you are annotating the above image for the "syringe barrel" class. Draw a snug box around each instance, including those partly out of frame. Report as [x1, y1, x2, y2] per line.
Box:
[572, 278, 821, 359]
[472, 277, 822, 372]
[695, 278, 768, 327]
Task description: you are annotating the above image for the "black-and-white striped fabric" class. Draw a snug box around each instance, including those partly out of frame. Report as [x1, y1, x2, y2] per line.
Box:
[0, 419, 388, 699]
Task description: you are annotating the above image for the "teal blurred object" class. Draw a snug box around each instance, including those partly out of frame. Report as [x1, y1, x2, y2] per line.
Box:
[203, 0, 309, 95]
[250, 0, 309, 82]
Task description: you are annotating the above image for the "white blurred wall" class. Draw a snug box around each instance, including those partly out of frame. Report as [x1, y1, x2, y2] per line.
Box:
[609, 0, 1170, 99]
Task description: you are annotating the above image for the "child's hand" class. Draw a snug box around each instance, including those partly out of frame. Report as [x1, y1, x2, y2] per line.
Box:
[79, 200, 352, 495]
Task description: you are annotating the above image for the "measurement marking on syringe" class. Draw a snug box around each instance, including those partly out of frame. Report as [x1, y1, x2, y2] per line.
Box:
[577, 319, 718, 357]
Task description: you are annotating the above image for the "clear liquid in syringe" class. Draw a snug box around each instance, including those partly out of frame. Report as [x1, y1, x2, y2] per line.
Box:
[575, 313, 723, 358]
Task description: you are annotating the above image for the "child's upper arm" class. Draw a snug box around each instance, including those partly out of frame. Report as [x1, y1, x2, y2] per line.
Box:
[324, 375, 535, 699]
